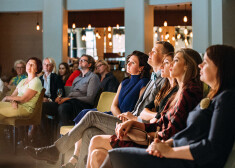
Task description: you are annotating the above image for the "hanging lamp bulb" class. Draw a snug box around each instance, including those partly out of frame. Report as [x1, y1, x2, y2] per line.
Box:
[88, 24, 91, 30]
[190, 32, 193, 37]
[108, 26, 111, 32]
[116, 24, 119, 29]
[109, 41, 112, 46]
[184, 28, 188, 35]
[95, 31, 99, 37]
[72, 23, 76, 29]
[183, 16, 188, 23]
[172, 36, 175, 41]
[164, 21, 168, 27]
[159, 27, 162, 33]
[183, 4, 188, 23]
[82, 35, 86, 41]
[185, 39, 188, 46]
[36, 22, 40, 31]
[154, 31, 158, 38]
[177, 34, 181, 39]
[108, 33, 112, 39]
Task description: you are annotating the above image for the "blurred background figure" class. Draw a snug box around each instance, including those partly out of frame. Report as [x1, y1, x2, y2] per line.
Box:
[9, 60, 27, 86]
[58, 62, 71, 86]
[95, 60, 119, 92]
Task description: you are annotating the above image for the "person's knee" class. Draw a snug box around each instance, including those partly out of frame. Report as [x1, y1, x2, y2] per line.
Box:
[89, 135, 102, 151]
[90, 149, 107, 167]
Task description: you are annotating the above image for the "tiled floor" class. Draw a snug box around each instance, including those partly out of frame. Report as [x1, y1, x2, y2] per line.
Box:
[0, 125, 73, 168]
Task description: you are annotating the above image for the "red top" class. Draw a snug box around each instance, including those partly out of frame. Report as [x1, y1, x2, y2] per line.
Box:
[65, 70, 81, 86]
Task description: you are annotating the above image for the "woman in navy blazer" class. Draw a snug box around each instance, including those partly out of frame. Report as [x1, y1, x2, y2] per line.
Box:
[102, 45, 235, 168]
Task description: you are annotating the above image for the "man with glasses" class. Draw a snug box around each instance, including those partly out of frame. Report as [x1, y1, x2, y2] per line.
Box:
[46, 54, 101, 127]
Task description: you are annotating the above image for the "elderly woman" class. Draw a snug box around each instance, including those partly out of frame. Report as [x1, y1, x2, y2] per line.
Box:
[9, 60, 27, 86]
[0, 57, 43, 118]
[101, 45, 235, 168]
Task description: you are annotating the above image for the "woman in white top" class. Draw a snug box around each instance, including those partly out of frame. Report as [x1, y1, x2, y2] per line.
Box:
[0, 57, 43, 118]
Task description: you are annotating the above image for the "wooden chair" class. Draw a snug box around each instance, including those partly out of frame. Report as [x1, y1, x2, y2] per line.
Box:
[0, 88, 45, 153]
[60, 91, 116, 165]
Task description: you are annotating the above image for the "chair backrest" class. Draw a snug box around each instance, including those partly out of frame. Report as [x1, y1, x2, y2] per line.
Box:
[15, 88, 46, 126]
[5, 85, 16, 96]
[224, 142, 235, 168]
[96, 92, 116, 112]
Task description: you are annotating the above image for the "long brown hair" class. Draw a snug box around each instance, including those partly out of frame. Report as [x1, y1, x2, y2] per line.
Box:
[206, 45, 235, 99]
[154, 52, 177, 108]
[168, 48, 202, 108]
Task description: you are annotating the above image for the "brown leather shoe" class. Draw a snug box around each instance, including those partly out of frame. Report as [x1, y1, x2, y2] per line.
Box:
[24, 145, 59, 164]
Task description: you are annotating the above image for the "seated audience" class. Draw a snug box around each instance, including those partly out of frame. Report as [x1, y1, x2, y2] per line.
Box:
[101, 45, 235, 168]
[9, 60, 27, 86]
[58, 62, 71, 86]
[42, 54, 100, 127]
[87, 48, 203, 168]
[0, 57, 42, 118]
[95, 60, 119, 92]
[40, 57, 64, 102]
[24, 41, 173, 168]
[64, 51, 150, 168]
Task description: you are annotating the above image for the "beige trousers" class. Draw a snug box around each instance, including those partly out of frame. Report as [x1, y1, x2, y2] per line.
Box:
[0, 102, 30, 118]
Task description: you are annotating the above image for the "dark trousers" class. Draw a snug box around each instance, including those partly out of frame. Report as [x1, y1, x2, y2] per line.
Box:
[105, 147, 196, 168]
[40, 99, 92, 144]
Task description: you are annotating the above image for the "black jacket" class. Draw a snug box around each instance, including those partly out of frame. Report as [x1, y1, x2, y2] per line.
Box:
[39, 73, 65, 101]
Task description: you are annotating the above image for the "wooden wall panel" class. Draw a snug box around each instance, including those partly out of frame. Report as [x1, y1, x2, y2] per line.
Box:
[0, 12, 42, 76]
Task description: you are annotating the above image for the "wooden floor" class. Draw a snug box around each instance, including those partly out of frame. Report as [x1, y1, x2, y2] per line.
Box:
[0, 125, 73, 168]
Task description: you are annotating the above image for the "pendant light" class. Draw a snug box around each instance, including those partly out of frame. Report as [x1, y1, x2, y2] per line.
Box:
[88, 24, 91, 30]
[36, 22, 40, 31]
[163, 6, 168, 27]
[36, 14, 40, 31]
[116, 24, 119, 29]
[72, 23, 76, 29]
[183, 4, 188, 23]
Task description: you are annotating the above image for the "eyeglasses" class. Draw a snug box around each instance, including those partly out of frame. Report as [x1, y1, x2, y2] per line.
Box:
[96, 64, 104, 69]
[16, 67, 25, 69]
[79, 59, 88, 63]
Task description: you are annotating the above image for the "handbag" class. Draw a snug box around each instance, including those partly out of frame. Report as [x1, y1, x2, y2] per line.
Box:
[122, 127, 152, 146]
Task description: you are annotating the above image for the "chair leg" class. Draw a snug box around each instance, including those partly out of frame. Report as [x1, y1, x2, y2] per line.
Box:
[24, 126, 29, 146]
[13, 126, 18, 155]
